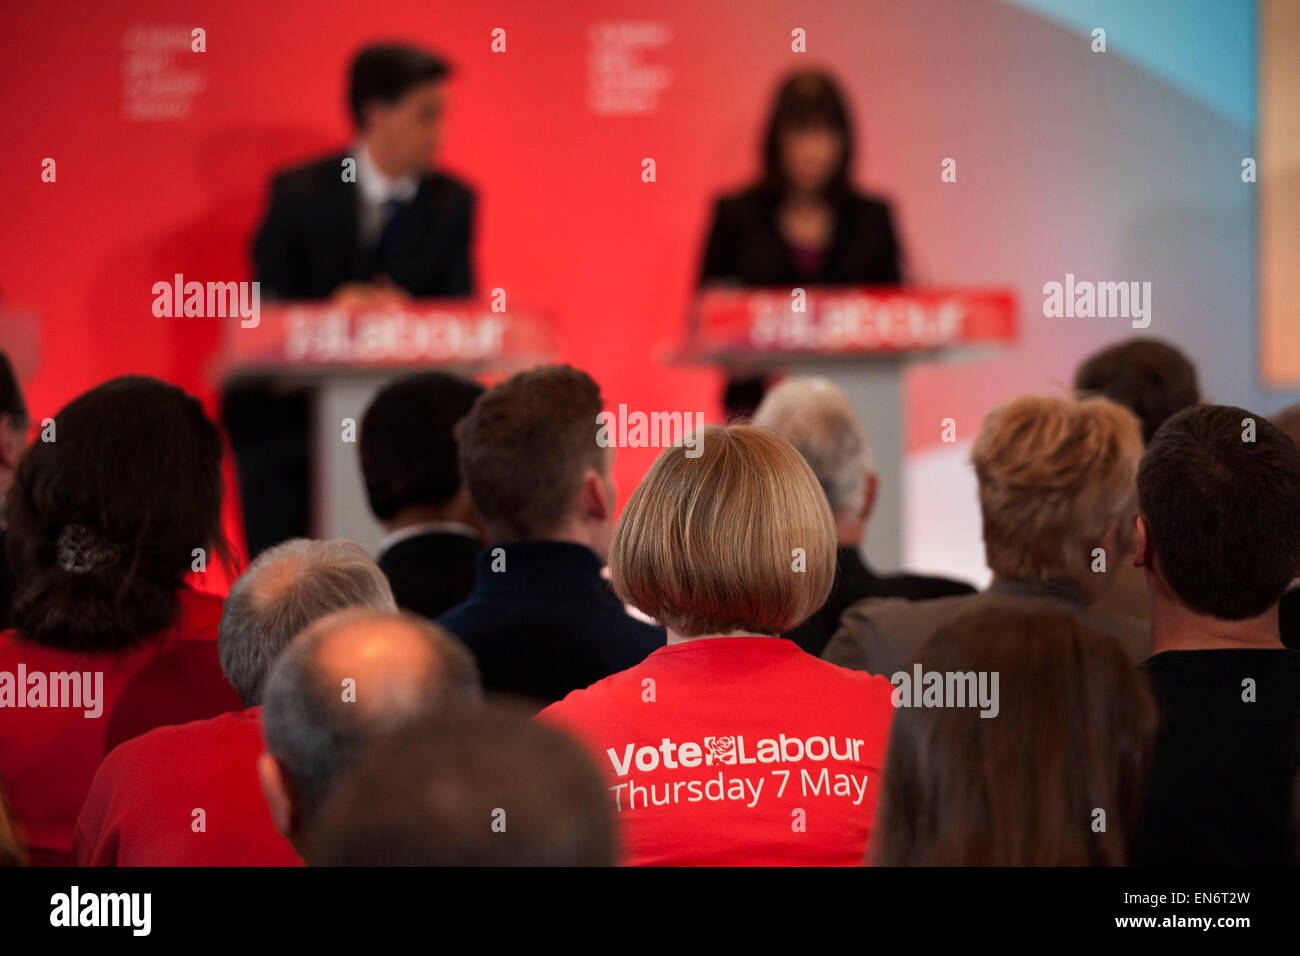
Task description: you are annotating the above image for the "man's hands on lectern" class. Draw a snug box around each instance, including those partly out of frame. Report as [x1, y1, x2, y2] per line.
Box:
[330, 277, 413, 310]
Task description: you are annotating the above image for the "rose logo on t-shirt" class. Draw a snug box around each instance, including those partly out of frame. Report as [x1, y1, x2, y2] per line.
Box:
[704, 736, 737, 765]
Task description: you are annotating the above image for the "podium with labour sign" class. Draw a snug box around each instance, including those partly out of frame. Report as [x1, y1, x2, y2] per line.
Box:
[677, 286, 1018, 570]
[218, 301, 556, 551]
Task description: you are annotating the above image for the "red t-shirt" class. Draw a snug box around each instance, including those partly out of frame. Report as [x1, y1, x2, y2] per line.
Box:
[538, 636, 895, 866]
[0, 588, 244, 865]
[73, 706, 300, 867]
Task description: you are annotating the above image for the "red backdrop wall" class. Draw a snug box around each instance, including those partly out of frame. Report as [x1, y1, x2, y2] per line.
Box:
[5, 0, 1259, 591]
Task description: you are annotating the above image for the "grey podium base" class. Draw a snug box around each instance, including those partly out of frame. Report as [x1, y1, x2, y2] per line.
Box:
[313, 374, 395, 554]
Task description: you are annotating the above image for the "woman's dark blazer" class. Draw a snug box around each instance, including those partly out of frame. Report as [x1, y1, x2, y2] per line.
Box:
[698, 185, 903, 288]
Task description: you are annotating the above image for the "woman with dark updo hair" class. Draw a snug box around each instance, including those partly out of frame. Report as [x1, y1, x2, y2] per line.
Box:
[0, 376, 243, 864]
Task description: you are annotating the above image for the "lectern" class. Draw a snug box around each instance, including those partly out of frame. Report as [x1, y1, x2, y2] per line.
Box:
[678, 286, 1018, 571]
[218, 301, 556, 552]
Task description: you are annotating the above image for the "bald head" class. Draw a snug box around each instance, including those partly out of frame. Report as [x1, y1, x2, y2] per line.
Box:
[258, 609, 482, 844]
[311, 613, 462, 723]
[219, 538, 397, 705]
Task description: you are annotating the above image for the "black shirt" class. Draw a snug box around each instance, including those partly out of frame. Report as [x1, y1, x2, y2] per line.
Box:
[1278, 588, 1300, 651]
[377, 529, 480, 620]
[436, 541, 665, 710]
[1134, 648, 1300, 866]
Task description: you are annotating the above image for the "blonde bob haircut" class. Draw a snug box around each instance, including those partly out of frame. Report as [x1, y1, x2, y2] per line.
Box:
[971, 394, 1143, 585]
[610, 424, 836, 638]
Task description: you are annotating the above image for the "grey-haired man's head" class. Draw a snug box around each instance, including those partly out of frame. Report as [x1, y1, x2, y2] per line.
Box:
[752, 376, 876, 547]
[218, 538, 398, 706]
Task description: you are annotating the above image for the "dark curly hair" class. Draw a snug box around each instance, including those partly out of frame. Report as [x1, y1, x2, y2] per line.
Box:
[1073, 338, 1200, 444]
[3, 376, 232, 651]
[360, 371, 484, 522]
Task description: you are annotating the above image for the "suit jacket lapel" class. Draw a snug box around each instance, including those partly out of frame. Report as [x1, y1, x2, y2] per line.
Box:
[340, 178, 367, 281]
[327, 152, 366, 282]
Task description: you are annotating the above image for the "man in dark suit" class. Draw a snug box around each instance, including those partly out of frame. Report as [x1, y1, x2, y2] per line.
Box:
[437, 366, 665, 709]
[232, 44, 476, 555]
[0, 352, 29, 630]
[824, 394, 1150, 675]
[253, 43, 474, 303]
[752, 376, 972, 656]
[360, 372, 484, 619]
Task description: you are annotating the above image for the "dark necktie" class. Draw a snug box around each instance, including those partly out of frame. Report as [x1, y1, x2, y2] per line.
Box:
[371, 197, 409, 278]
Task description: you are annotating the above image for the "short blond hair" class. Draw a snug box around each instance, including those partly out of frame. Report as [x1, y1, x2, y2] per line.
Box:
[610, 425, 836, 637]
[972, 395, 1142, 584]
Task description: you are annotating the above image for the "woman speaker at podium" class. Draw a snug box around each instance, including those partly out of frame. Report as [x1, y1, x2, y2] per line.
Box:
[698, 70, 905, 418]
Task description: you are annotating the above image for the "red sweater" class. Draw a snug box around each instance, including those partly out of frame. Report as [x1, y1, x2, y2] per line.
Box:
[73, 706, 300, 867]
[0, 588, 244, 865]
[539, 636, 895, 866]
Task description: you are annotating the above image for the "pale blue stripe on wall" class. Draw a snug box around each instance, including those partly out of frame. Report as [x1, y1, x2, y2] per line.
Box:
[1003, 0, 1255, 130]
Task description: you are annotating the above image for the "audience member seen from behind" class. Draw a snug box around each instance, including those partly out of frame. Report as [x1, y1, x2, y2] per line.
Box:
[438, 365, 663, 708]
[1270, 401, 1300, 652]
[752, 376, 973, 655]
[0, 781, 25, 866]
[0, 352, 29, 630]
[307, 708, 616, 866]
[361, 372, 485, 618]
[258, 609, 482, 857]
[540, 425, 895, 866]
[73, 539, 397, 866]
[1074, 337, 1201, 622]
[871, 605, 1155, 866]
[0, 377, 243, 864]
[824, 394, 1148, 675]
[1132, 404, 1300, 866]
